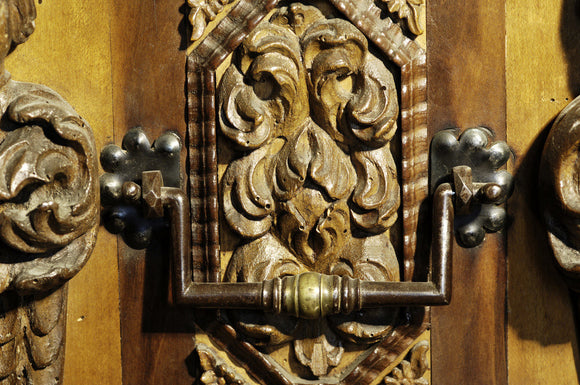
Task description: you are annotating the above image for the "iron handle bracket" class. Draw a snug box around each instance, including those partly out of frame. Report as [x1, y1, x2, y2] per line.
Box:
[430, 127, 514, 247]
[165, 180, 454, 317]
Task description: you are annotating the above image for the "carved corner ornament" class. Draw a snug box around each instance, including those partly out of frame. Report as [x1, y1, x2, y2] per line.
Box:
[540, 96, 580, 289]
[381, 0, 425, 35]
[187, 0, 425, 43]
[196, 344, 249, 385]
[187, 0, 429, 383]
[0, 1, 99, 383]
[383, 340, 429, 385]
[188, 0, 237, 42]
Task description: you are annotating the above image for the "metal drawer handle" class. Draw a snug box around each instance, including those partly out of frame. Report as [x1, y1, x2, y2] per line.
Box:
[151, 170, 452, 317]
[101, 127, 513, 318]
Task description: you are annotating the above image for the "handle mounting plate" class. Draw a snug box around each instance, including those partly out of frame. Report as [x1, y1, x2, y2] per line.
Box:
[430, 127, 514, 247]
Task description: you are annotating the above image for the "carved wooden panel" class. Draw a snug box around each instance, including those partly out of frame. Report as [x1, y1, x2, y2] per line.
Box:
[0, 1, 99, 383]
[187, 0, 429, 383]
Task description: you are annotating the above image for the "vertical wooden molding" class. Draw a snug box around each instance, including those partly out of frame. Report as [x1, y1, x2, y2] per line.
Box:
[428, 0, 508, 383]
[110, 2, 194, 384]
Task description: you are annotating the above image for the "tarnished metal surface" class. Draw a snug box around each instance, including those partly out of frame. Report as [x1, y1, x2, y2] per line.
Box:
[100, 128, 181, 248]
[431, 127, 513, 247]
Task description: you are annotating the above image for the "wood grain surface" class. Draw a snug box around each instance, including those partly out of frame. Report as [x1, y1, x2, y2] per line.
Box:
[110, 1, 196, 384]
[428, 0, 508, 384]
[506, 0, 580, 384]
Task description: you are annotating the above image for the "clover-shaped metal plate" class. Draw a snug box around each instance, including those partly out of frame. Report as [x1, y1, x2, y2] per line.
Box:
[100, 128, 181, 248]
[430, 127, 513, 247]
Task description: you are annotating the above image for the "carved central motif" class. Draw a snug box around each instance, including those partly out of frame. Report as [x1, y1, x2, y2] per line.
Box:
[219, 4, 401, 377]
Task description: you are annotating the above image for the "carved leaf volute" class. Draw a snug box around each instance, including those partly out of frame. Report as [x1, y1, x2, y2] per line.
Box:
[219, 23, 308, 150]
[351, 147, 400, 233]
[222, 145, 275, 238]
[0, 89, 98, 254]
[302, 19, 367, 146]
[541, 97, 580, 250]
[345, 56, 400, 146]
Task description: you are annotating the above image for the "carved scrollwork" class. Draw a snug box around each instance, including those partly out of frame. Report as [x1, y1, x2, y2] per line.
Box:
[0, 1, 99, 383]
[380, 0, 425, 36]
[196, 343, 249, 385]
[540, 96, 580, 285]
[220, 4, 400, 377]
[383, 340, 430, 385]
[0, 89, 98, 255]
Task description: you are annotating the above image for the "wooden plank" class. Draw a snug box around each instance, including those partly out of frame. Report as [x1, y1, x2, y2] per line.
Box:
[110, 2, 196, 384]
[506, 1, 580, 383]
[5, 1, 123, 384]
[427, 0, 508, 383]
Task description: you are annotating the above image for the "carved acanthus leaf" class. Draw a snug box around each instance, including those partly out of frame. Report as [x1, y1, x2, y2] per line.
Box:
[196, 343, 249, 385]
[351, 147, 400, 233]
[218, 22, 306, 150]
[383, 340, 429, 385]
[219, 3, 402, 377]
[188, 0, 236, 42]
[273, 122, 356, 202]
[293, 322, 343, 377]
[381, 0, 425, 36]
[222, 145, 275, 238]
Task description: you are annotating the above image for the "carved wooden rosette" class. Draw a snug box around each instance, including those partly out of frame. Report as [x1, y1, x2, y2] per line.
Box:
[187, 0, 427, 383]
[540, 96, 580, 288]
[0, 1, 99, 383]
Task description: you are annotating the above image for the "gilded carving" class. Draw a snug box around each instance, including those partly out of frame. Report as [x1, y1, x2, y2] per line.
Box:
[219, 4, 400, 377]
[383, 340, 429, 385]
[0, 1, 99, 383]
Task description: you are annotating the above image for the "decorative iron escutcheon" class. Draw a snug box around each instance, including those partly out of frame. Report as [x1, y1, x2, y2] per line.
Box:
[430, 127, 514, 247]
[99, 128, 181, 249]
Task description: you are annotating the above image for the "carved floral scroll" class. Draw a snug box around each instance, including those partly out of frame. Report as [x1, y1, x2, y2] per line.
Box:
[219, 5, 400, 376]
[0, 1, 99, 383]
[381, 0, 425, 35]
[187, 0, 428, 383]
[540, 96, 580, 287]
[383, 340, 430, 385]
